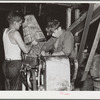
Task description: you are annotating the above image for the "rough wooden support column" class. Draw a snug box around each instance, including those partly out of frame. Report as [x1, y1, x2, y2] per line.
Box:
[75, 9, 80, 20]
[74, 9, 80, 58]
[81, 22, 100, 81]
[66, 8, 71, 29]
[77, 4, 94, 66]
[23, 4, 26, 15]
[68, 4, 100, 35]
[38, 4, 42, 16]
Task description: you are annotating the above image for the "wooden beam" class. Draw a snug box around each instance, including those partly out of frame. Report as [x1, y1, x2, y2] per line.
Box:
[75, 9, 80, 20]
[38, 4, 42, 16]
[68, 5, 100, 34]
[68, 11, 86, 32]
[66, 8, 72, 29]
[74, 9, 80, 58]
[23, 4, 26, 15]
[81, 22, 100, 81]
[76, 5, 100, 34]
[78, 4, 94, 65]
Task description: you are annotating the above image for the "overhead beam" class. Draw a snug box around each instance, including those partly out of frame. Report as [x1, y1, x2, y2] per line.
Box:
[78, 4, 94, 65]
[74, 9, 80, 58]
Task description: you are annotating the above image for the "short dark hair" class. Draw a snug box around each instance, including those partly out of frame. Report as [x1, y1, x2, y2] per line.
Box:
[7, 10, 24, 24]
[46, 19, 61, 35]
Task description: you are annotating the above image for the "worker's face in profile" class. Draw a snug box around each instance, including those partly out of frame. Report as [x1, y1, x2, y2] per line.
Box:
[14, 20, 22, 30]
[52, 27, 61, 38]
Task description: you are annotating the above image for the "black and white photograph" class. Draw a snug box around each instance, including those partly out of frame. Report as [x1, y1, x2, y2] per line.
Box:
[0, 0, 100, 99]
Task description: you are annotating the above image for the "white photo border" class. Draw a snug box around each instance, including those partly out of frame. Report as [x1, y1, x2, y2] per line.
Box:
[0, 0, 100, 99]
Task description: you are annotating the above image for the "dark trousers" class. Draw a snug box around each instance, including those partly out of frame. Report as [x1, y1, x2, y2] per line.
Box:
[2, 60, 23, 90]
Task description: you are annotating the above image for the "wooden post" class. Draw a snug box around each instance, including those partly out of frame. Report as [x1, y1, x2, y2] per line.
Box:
[23, 4, 26, 15]
[75, 9, 80, 20]
[81, 22, 100, 81]
[66, 8, 71, 29]
[77, 4, 94, 66]
[38, 4, 42, 16]
[75, 9, 80, 57]
[68, 4, 100, 35]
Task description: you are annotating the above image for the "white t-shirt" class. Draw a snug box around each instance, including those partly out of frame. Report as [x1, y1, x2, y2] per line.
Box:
[3, 28, 21, 60]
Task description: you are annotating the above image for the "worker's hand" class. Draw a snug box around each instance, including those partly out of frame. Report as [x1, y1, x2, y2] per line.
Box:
[41, 51, 50, 56]
[41, 51, 46, 56]
[31, 40, 38, 45]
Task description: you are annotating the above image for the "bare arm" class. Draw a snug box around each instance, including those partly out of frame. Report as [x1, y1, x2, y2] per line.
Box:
[13, 31, 31, 53]
[52, 51, 64, 56]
